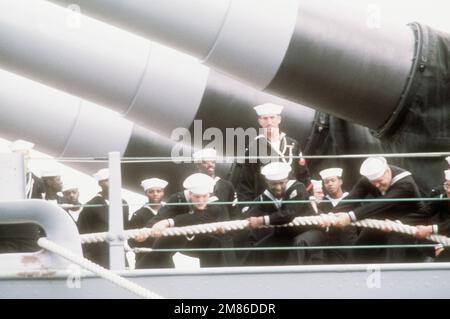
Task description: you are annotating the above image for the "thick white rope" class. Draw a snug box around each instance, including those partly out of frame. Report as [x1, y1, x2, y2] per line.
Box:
[79, 216, 450, 246]
[37, 238, 163, 299]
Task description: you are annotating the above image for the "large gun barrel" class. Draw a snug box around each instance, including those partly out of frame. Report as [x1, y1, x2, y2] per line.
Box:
[0, 0, 315, 145]
[47, 0, 450, 192]
[0, 69, 199, 194]
[49, 0, 418, 133]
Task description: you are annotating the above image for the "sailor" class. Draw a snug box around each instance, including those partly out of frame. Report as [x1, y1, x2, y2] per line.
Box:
[40, 169, 64, 205]
[128, 178, 168, 265]
[236, 103, 311, 201]
[318, 168, 357, 263]
[129, 178, 168, 230]
[135, 173, 234, 269]
[9, 139, 44, 199]
[193, 148, 238, 219]
[415, 169, 450, 261]
[324, 157, 428, 263]
[61, 182, 83, 223]
[77, 168, 129, 268]
[238, 162, 325, 266]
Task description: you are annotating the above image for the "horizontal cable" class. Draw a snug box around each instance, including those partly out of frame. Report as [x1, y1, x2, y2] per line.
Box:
[28, 152, 450, 163]
[131, 244, 440, 254]
[58, 196, 449, 209]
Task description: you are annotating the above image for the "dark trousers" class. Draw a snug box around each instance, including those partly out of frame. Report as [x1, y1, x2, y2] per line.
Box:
[136, 234, 236, 269]
[83, 242, 110, 268]
[325, 226, 358, 264]
[435, 248, 450, 262]
[287, 228, 328, 265]
[235, 229, 292, 266]
[353, 228, 425, 263]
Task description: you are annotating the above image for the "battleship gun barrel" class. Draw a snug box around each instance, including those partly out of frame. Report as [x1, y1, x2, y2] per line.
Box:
[0, 69, 200, 194]
[50, 0, 420, 134]
[0, 0, 315, 144]
[48, 0, 450, 192]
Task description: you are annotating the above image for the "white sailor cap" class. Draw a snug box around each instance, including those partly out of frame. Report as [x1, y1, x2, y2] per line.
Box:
[141, 178, 168, 191]
[192, 148, 217, 162]
[360, 156, 388, 181]
[445, 169, 450, 181]
[183, 173, 215, 195]
[253, 103, 284, 116]
[9, 139, 34, 152]
[41, 168, 61, 178]
[62, 182, 79, 192]
[311, 179, 323, 193]
[446, 156, 450, 165]
[93, 168, 109, 182]
[261, 162, 291, 181]
[319, 168, 343, 180]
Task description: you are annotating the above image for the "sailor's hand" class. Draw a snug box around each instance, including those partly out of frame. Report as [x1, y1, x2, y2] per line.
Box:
[436, 246, 445, 257]
[151, 219, 170, 238]
[134, 229, 150, 242]
[415, 225, 433, 239]
[319, 213, 334, 228]
[247, 216, 265, 229]
[214, 226, 226, 235]
[380, 219, 394, 233]
[333, 213, 351, 228]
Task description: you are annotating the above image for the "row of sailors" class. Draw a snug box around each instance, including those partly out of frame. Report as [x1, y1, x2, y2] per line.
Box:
[3, 101, 450, 267]
[128, 157, 450, 269]
[4, 139, 450, 268]
[55, 154, 446, 269]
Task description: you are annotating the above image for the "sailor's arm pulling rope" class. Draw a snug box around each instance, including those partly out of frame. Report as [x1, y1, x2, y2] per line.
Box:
[79, 216, 450, 246]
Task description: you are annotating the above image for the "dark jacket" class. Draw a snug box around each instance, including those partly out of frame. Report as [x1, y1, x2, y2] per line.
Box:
[149, 191, 226, 227]
[77, 193, 129, 268]
[245, 180, 313, 226]
[236, 134, 311, 201]
[214, 177, 238, 220]
[345, 166, 427, 223]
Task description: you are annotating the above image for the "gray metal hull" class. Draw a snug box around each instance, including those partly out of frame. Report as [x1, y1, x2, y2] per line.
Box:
[2, 263, 449, 299]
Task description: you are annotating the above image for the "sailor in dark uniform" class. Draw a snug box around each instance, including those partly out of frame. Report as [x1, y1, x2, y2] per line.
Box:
[129, 178, 168, 230]
[41, 169, 64, 205]
[238, 162, 325, 266]
[128, 177, 168, 266]
[415, 169, 450, 261]
[136, 173, 233, 269]
[317, 168, 358, 263]
[0, 140, 42, 253]
[236, 103, 311, 202]
[326, 157, 428, 263]
[193, 148, 238, 220]
[61, 183, 83, 223]
[77, 168, 129, 268]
